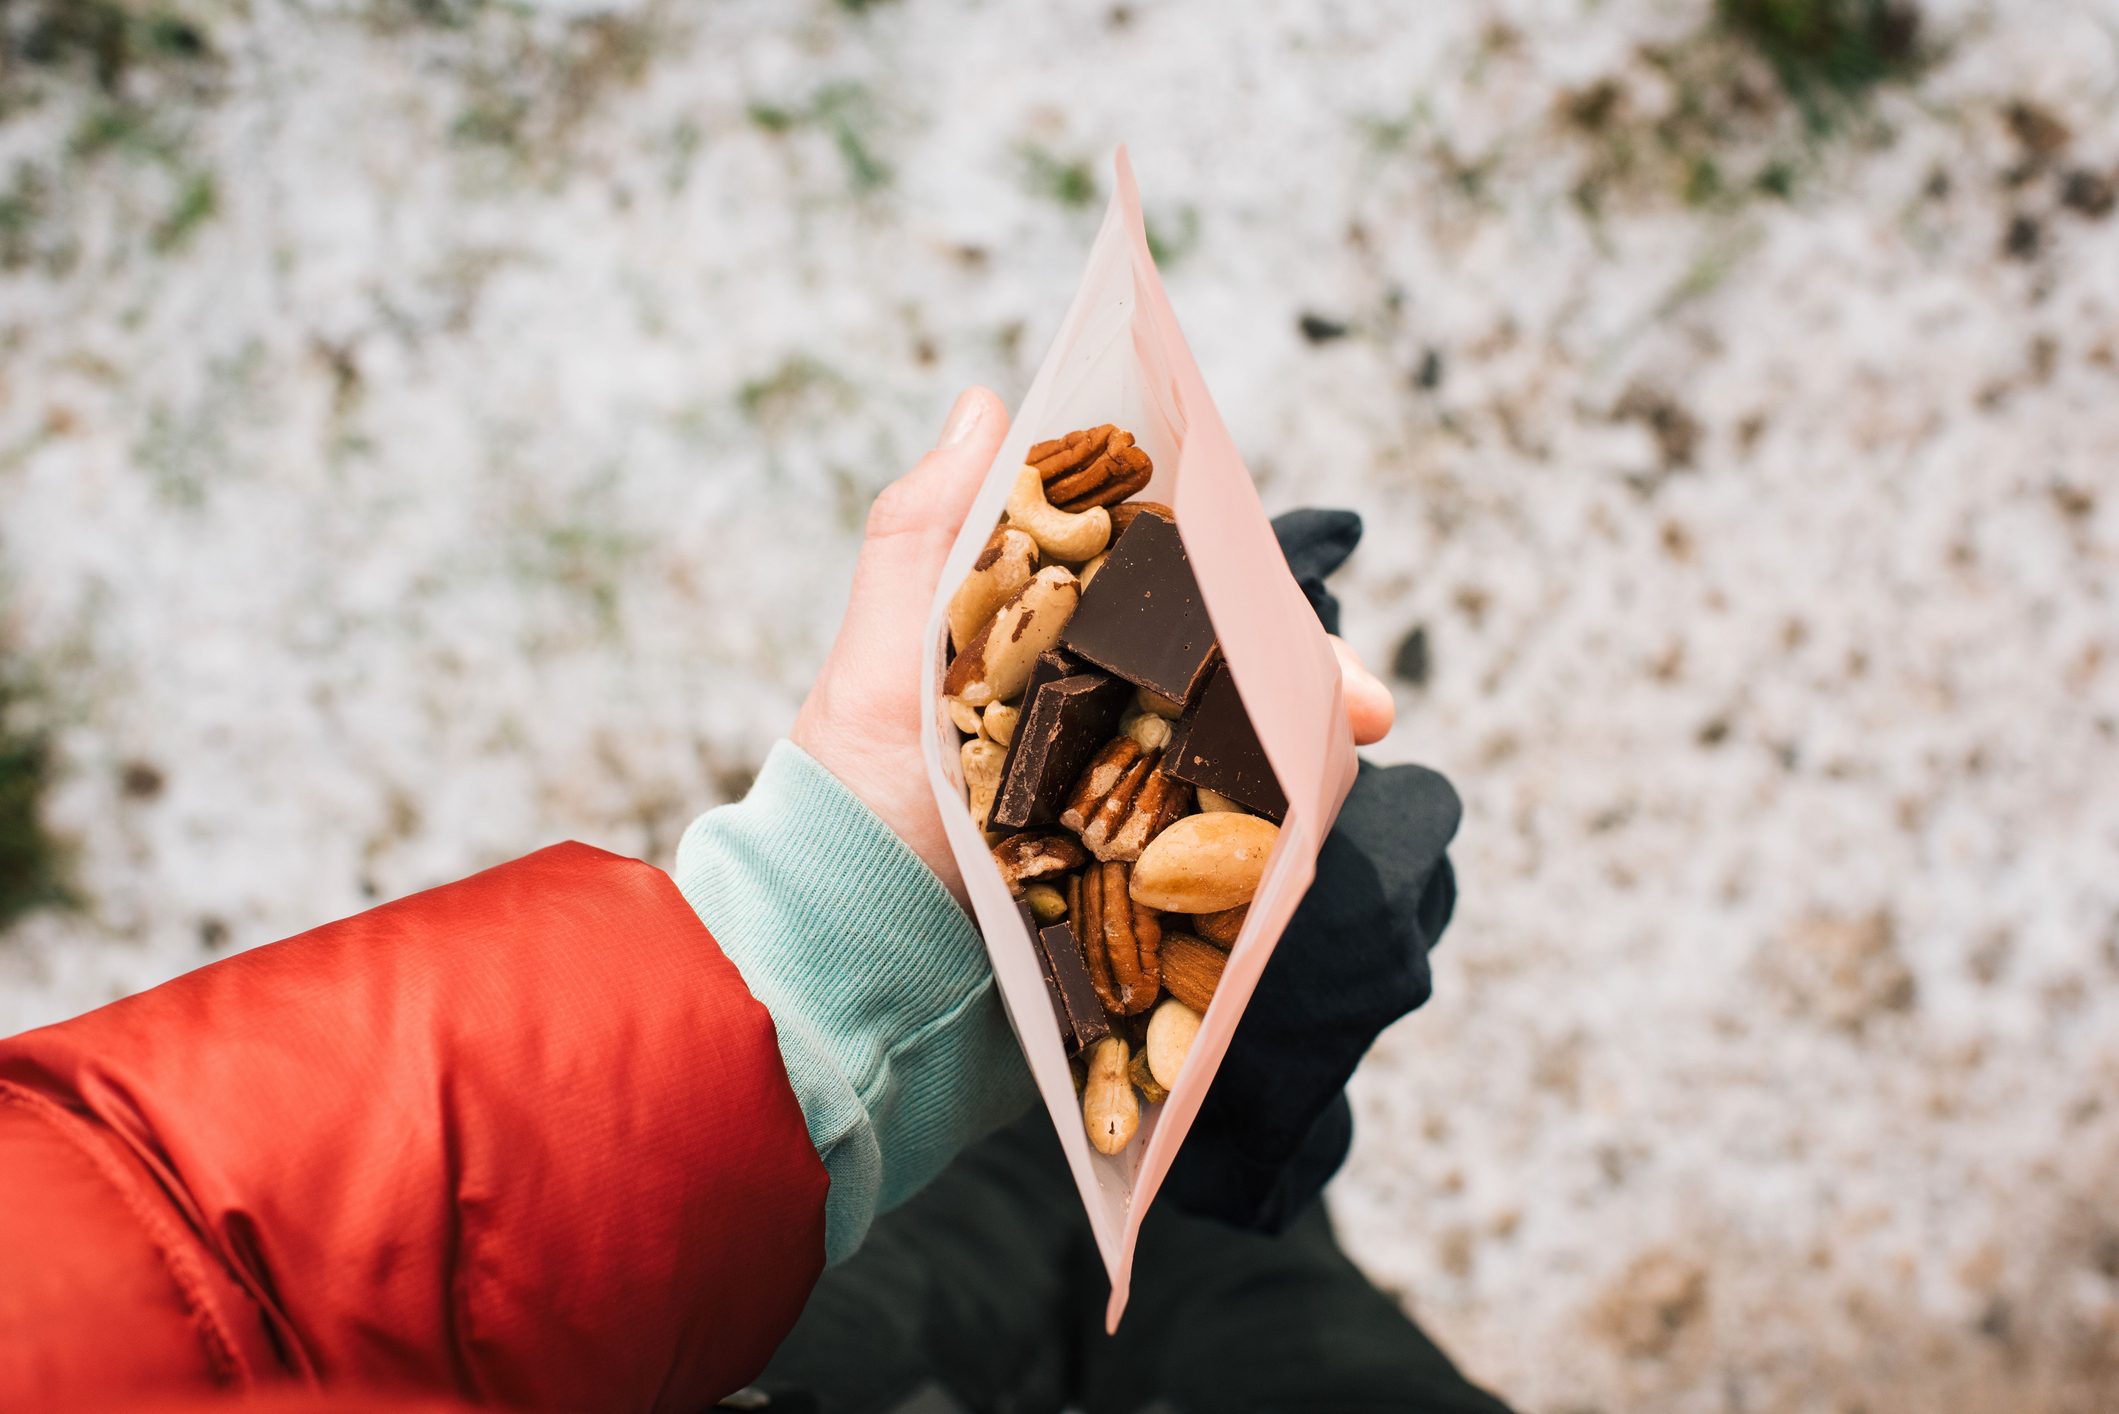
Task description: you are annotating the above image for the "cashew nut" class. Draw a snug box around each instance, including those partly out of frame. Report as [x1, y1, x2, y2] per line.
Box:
[1193, 786, 1244, 813]
[1006, 464, 1110, 564]
[947, 527, 1037, 651]
[1078, 550, 1111, 587]
[944, 695, 984, 736]
[982, 700, 1020, 747]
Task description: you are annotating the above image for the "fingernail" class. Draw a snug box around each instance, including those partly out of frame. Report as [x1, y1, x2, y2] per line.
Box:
[939, 390, 985, 448]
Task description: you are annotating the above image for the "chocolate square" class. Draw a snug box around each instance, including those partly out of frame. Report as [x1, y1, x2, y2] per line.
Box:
[1061, 511, 1219, 708]
[1164, 660, 1287, 821]
[989, 661, 1131, 831]
[1038, 920, 1113, 1055]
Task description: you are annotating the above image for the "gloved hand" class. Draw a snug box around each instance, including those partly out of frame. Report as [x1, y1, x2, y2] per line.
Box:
[1162, 509, 1463, 1231]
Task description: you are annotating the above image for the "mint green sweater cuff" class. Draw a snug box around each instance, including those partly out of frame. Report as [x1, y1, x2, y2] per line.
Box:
[675, 740, 1032, 1262]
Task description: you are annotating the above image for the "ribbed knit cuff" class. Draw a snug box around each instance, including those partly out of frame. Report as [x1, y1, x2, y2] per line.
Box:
[675, 741, 1032, 1262]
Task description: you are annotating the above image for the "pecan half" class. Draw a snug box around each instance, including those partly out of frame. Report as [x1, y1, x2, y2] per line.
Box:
[991, 831, 1088, 897]
[1108, 501, 1173, 539]
[1060, 738, 1193, 862]
[1068, 861, 1163, 1015]
[1028, 424, 1154, 513]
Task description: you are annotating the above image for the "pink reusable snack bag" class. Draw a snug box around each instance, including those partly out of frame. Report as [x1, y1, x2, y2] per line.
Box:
[921, 148, 1357, 1329]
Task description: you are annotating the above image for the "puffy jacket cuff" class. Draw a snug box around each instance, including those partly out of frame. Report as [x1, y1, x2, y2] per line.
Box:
[675, 741, 1031, 1262]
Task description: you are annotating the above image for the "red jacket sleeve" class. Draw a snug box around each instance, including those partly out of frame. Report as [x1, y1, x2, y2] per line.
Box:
[0, 842, 828, 1412]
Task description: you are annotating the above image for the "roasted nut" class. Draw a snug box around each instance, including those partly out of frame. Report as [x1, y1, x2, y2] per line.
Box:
[1193, 786, 1244, 814]
[943, 566, 1081, 707]
[1029, 425, 1155, 513]
[1078, 550, 1111, 587]
[1193, 903, 1247, 947]
[1130, 812, 1279, 913]
[1068, 861, 1163, 1015]
[947, 526, 1038, 651]
[944, 695, 984, 736]
[962, 739, 1006, 831]
[1122, 710, 1172, 752]
[1024, 881, 1068, 925]
[1109, 500, 1174, 538]
[1061, 738, 1143, 830]
[1083, 1036, 1140, 1155]
[981, 700, 1019, 747]
[991, 831, 1088, 897]
[1006, 464, 1110, 563]
[1160, 935, 1226, 1014]
[1128, 1045, 1169, 1105]
[1145, 997, 1201, 1091]
[1060, 738, 1193, 862]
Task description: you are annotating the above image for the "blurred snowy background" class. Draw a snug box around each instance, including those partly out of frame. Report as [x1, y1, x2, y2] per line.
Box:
[2, 1, 2116, 1409]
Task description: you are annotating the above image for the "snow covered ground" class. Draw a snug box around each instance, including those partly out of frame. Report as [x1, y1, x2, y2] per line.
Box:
[3, 1, 2116, 1409]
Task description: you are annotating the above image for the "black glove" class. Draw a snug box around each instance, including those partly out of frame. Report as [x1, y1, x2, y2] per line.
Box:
[1161, 509, 1462, 1231]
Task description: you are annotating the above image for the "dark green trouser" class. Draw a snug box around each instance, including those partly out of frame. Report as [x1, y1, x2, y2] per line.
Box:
[746, 1115, 1514, 1414]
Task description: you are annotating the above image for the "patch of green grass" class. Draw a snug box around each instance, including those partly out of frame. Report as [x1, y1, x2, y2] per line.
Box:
[747, 103, 798, 134]
[1145, 206, 1201, 266]
[747, 85, 893, 194]
[1718, 0, 1924, 129]
[9, 1, 215, 94]
[0, 657, 75, 933]
[70, 102, 181, 162]
[451, 92, 531, 150]
[826, 117, 890, 193]
[0, 166, 47, 271]
[1019, 145, 1098, 209]
[1556, 1, 1925, 217]
[736, 355, 854, 426]
[153, 170, 216, 252]
[369, 0, 485, 28]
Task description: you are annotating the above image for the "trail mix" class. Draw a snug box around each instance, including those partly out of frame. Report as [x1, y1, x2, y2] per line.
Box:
[942, 424, 1285, 1155]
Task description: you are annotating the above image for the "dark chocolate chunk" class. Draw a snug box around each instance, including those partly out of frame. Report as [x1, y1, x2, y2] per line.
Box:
[1020, 899, 1072, 1043]
[1061, 510, 1219, 708]
[990, 663, 1131, 830]
[1039, 920, 1114, 1055]
[1164, 661, 1287, 821]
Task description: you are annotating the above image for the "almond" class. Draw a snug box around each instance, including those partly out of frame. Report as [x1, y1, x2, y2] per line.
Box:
[1193, 903, 1247, 947]
[1160, 935, 1225, 1014]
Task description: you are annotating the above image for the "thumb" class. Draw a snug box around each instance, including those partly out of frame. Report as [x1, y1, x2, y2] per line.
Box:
[842, 387, 1010, 636]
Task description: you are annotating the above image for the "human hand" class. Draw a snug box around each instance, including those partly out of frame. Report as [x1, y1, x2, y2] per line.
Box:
[793, 388, 1396, 901]
[1164, 509, 1462, 1231]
